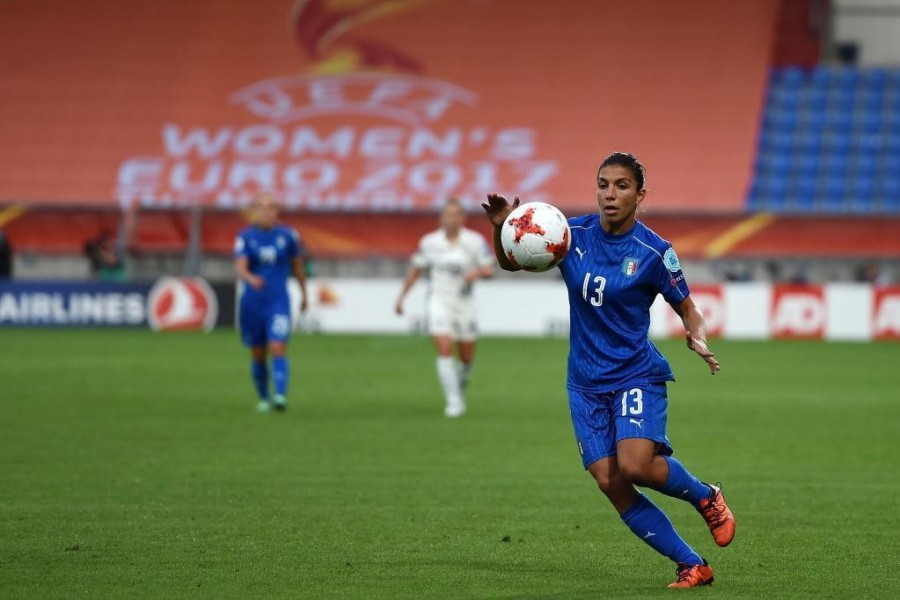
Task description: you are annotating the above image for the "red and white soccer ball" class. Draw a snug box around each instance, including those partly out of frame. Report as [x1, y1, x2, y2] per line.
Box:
[500, 202, 571, 272]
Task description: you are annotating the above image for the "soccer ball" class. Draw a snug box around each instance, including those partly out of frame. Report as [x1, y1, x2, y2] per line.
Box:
[500, 202, 571, 272]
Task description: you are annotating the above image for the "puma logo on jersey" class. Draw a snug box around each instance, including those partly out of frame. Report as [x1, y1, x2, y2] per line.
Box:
[575, 247, 586, 259]
[629, 418, 643, 428]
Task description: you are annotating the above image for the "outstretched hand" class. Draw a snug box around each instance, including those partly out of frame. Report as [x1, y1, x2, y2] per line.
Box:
[482, 194, 520, 227]
[685, 331, 720, 375]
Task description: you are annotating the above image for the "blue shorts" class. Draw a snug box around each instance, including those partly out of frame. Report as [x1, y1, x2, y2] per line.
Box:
[239, 300, 292, 347]
[568, 383, 673, 469]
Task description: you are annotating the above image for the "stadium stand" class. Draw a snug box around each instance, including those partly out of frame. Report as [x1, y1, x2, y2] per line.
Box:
[752, 65, 900, 214]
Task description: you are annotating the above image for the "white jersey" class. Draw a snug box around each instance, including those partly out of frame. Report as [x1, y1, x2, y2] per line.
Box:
[411, 227, 493, 301]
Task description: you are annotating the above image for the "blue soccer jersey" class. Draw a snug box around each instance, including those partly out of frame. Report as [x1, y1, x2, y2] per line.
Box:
[558, 214, 691, 392]
[234, 224, 303, 345]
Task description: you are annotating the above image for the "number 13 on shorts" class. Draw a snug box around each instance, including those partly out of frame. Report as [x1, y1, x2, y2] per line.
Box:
[621, 388, 643, 416]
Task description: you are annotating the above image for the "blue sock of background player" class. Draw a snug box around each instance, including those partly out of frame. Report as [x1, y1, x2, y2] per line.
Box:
[271, 355, 289, 397]
[658, 456, 712, 508]
[251, 359, 269, 400]
[621, 493, 703, 565]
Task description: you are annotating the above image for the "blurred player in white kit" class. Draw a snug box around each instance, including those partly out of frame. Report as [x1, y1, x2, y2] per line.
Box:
[395, 198, 494, 417]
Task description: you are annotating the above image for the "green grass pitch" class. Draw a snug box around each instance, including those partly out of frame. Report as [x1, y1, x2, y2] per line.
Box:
[1, 330, 899, 598]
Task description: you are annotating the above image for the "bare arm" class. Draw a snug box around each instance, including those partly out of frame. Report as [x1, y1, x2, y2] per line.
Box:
[395, 265, 423, 315]
[671, 295, 720, 375]
[234, 256, 264, 290]
[292, 256, 309, 313]
[481, 193, 521, 271]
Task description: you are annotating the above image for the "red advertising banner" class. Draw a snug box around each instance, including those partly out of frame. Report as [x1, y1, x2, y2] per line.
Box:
[771, 285, 826, 339]
[0, 0, 777, 211]
[661, 285, 725, 338]
[873, 286, 900, 340]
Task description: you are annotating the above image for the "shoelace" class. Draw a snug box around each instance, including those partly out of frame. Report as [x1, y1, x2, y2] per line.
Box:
[701, 482, 728, 528]
[675, 565, 701, 583]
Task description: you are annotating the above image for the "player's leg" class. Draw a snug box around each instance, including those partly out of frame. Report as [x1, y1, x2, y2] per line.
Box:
[614, 384, 735, 547]
[587, 457, 708, 573]
[455, 301, 477, 390]
[239, 300, 271, 412]
[569, 388, 708, 583]
[429, 300, 464, 417]
[250, 345, 271, 412]
[267, 311, 293, 411]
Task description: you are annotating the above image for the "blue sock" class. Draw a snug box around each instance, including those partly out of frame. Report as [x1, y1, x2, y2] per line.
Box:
[658, 456, 711, 508]
[251, 360, 269, 400]
[271, 356, 289, 396]
[621, 493, 703, 566]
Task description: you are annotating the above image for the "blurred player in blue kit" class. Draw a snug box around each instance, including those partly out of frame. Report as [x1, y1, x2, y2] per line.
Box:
[234, 193, 308, 413]
[483, 152, 734, 589]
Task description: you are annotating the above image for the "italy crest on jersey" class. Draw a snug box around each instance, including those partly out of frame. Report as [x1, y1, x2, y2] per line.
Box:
[622, 257, 639, 277]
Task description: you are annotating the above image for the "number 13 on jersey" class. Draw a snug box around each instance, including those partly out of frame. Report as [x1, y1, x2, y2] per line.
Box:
[582, 272, 606, 306]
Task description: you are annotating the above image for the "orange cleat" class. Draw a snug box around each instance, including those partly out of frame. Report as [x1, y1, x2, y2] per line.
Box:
[667, 560, 714, 589]
[698, 482, 735, 547]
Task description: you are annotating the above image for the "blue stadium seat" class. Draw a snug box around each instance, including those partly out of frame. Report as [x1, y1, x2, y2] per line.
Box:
[768, 88, 801, 110]
[764, 109, 799, 131]
[821, 154, 852, 178]
[853, 178, 877, 203]
[882, 175, 900, 198]
[775, 66, 806, 89]
[823, 176, 847, 199]
[761, 131, 794, 153]
[856, 90, 884, 113]
[801, 109, 827, 132]
[757, 151, 792, 176]
[802, 89, 828, 112]
[822, 133, 851, 155]
[854, 157, 877, 177]
[829, 89, 856, 112]
[882, 154, 900, 173]
[826, 110, 853, 133]
[794, 175, 819, 198]
[794, 153, 819, 175]
[856, 111, 883, 135]
[886, 133, 900, 154]
[810, 66, 832, 88]
[795, 132, 822, 153]
[863, 68, 889, 91]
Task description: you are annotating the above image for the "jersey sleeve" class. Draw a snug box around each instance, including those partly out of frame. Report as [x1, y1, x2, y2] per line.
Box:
[411, 237, 431, 268]
[233, 232, 249, 259]
[473, 233, 494, 268]
[655, 245, 691, 305]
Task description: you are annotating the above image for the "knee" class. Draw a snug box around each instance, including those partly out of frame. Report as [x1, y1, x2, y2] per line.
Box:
[590, 464, 625, 496]
[616, 454, 652, 485]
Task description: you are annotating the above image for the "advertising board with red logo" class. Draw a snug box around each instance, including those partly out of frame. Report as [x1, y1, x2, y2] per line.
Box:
[873, 286, 900, 340]
[771, 285, 827, 339]
[0, 279, 224, 330]
[147, 277, 219, 332]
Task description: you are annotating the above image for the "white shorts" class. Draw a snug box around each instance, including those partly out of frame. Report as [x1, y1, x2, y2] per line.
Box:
[427, 296, 477, 341]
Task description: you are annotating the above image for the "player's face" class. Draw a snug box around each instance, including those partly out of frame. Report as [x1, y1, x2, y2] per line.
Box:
[252, 195, 279, 229]
[441, 204, 465, 234]
[596, 165, 645, 233]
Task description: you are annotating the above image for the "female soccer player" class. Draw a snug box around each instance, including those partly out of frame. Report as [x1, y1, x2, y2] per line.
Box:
[234, 193, 308, 413]
[395, 198, 494, 417]
[482, 152, 734, 588]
